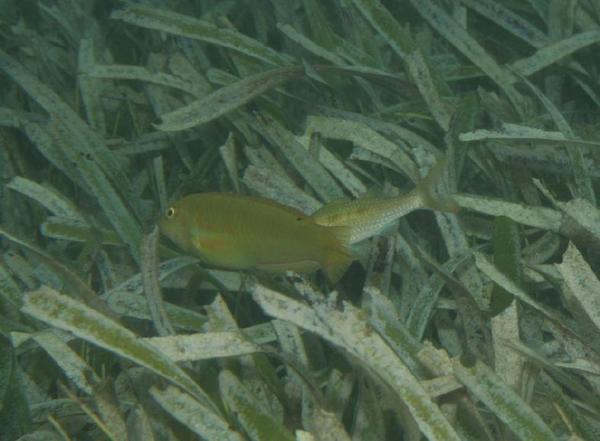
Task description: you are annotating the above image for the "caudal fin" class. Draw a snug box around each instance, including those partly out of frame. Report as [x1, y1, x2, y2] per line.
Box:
[322, 226, 355, 283]
[416, 155, 460, 213]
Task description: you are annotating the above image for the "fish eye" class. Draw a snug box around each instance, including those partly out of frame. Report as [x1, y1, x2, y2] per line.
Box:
[166, 207, 176, 218]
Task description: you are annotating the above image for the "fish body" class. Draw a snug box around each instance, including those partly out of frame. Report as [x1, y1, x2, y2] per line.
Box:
[311, 190, 423, 244]
[158, 193, 353, 282]
[310, 156, 457, 244]
[158, 159, 456, 281]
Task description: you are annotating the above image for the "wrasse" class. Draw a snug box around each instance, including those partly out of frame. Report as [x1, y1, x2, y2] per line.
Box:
[312, 190, 425, 245]
[312, 180, 458, 244]
[158, 161, 456, 282]
[158, 193, 354, 283]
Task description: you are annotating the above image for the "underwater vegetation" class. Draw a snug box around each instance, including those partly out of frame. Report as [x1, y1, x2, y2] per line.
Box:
[2, 0, 600, 440]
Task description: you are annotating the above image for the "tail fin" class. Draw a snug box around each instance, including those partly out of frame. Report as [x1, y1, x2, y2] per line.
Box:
[416, 155, 460, 213]
[322, 226, 355, 283]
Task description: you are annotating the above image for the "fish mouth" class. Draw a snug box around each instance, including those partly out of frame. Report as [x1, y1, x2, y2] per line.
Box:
[156, 211, 171, 233]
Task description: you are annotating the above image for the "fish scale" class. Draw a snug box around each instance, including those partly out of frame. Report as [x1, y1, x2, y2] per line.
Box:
[311, 190, 424, 244]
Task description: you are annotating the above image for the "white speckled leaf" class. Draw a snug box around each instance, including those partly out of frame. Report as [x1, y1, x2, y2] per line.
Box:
[556, 242, 600, 331]
[151, 385, 245, 441]
[251, 283, 462, 441]
[21, 286, 216, 412]
[453, 359, 559, 441]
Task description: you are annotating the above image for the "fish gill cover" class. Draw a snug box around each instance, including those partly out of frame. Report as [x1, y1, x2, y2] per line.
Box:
[1, 1, 600, 440]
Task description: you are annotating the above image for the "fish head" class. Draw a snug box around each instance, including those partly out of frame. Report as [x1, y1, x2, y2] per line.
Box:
[157, 197, 197, 254]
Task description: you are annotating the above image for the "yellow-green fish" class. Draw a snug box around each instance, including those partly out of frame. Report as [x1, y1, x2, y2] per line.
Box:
[158, 161, 456, 282]
[158, 193, 354, 283]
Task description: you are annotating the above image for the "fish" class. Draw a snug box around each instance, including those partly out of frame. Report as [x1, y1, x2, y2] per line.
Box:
[311, 193, 423, 244]
[158, 159, 456, 282]
[312, 185, 456, 244]
[157, 192, 354, 283]
[312, 157, 459, 244]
